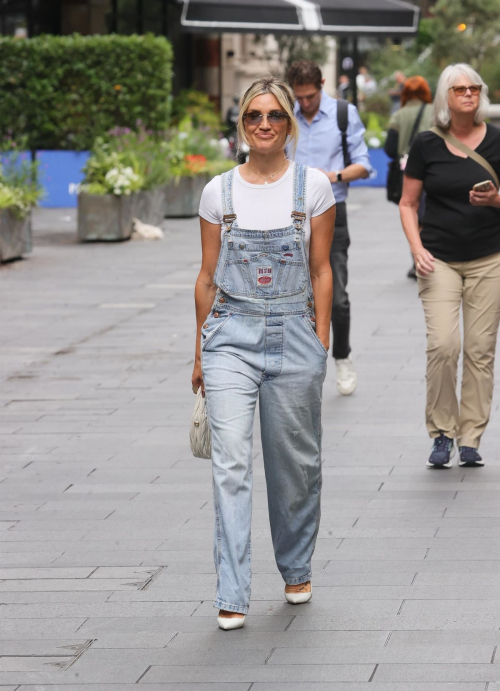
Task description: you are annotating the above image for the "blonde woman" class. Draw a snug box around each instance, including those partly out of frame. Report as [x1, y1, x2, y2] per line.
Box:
[400, 64, 500, 469]
[192, 76, 336, 629]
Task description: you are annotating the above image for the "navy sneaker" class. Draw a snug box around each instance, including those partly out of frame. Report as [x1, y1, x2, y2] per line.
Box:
[459, 446, 484, 467]
[427, 433, 454, 468]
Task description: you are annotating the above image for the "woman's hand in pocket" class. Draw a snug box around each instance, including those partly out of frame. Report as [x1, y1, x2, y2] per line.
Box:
[316, 328, 330, 352]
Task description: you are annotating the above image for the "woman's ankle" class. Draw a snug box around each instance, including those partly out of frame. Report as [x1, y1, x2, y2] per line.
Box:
[219, 609, 245, 618]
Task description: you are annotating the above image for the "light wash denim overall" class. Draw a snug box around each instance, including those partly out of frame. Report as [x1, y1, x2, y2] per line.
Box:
[201, 163, 327, 614]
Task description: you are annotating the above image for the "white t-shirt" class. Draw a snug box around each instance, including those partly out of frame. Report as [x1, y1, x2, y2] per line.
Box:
[199, 162, 335, 252]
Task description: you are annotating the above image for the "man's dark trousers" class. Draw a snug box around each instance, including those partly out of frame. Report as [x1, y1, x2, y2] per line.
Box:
[330, 201, 351, 360]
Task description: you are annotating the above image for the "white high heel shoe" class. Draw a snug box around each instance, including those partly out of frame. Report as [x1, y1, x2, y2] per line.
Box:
[285, 582, 312, 604]
[217, 613, 246, 630]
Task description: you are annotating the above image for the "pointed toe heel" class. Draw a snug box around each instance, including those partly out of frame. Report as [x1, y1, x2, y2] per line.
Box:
[217, 614, 246, 630]
[285, 583, 313, 605]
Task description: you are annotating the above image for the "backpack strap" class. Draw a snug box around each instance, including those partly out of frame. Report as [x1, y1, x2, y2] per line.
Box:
[337, 99, 351, 169]
[430, 126, 499, 189]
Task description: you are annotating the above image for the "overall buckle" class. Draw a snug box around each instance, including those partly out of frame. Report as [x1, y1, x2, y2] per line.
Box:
[291, 211, 306, 229]
[223, 214, 237, 232]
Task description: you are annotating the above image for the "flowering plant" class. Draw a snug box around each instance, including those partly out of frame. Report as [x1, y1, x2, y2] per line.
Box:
[104, 165, 142, 196]
[0, 155, 43, 219]
[81, 116, 235, 196]
[81, 141, 145, 196]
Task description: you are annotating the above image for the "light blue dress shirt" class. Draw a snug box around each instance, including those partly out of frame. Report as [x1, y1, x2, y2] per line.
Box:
[293, 91, 372, 203]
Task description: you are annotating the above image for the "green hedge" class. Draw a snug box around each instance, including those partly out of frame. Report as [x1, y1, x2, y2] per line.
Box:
[0, 34, 173, 151]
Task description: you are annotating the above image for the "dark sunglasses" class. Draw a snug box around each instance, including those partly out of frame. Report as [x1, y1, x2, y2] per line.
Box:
[449, 85, 482, 96]
[242, 110, 290, 126]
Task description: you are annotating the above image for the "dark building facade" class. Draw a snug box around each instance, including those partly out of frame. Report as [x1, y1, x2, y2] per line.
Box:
[0, 0, 193, 93]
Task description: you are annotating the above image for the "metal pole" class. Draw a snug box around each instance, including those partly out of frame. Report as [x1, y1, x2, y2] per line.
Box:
[352, 35, 358, 109]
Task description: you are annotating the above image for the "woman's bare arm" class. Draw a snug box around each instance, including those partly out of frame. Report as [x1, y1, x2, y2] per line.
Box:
[309, 205, 336, 350]
[399, 175, 435, 275]
[192, 218, 221, 392]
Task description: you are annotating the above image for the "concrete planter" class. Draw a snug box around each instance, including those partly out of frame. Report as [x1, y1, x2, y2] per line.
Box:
[133, 186, 166, 226]
[77, 192, 136, 242]
[164, 175, 209, 218]
[0, 209, 32, 262]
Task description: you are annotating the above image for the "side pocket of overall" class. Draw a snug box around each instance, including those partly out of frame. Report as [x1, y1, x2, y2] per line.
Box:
[303, 314, 328, 357]
[201, 312, 234, 352]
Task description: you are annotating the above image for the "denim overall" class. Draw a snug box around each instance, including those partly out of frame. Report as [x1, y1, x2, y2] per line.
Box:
[201, 163, 327, 614]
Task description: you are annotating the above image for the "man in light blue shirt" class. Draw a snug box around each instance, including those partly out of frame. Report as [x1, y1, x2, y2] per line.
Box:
[288, 60, 371, 396]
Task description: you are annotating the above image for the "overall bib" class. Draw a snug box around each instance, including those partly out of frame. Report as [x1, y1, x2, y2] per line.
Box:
[201, 163, 327, 614]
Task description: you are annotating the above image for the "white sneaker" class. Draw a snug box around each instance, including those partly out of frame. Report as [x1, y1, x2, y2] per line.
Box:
[335, 356, 357, 396]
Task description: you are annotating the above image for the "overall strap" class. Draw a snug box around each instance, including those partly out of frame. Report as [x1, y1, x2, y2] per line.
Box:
[292, 162, 307, 239]
[221, 168, 237, 232]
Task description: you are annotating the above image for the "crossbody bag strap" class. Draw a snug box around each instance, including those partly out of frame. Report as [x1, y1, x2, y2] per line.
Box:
[430, 126, 499, 189]
[408, 103, 426, 149]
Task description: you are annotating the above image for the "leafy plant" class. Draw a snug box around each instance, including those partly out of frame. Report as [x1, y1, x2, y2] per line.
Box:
[0, 34, 173, 151]
[360, 113, 388, 149]
[171, 90, 222, 137]
[0, 155, 43, 218]
[81, 118, 235, 195]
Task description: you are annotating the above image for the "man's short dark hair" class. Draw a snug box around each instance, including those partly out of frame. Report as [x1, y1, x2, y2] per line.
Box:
[287, 60, 323, 90]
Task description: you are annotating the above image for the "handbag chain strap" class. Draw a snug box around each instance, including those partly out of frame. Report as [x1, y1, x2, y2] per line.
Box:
[430, 126, 499, 189]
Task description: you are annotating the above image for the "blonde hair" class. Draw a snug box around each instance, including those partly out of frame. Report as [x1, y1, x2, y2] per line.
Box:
[434, 63, 490, 129]
[237, 75, 299, 156]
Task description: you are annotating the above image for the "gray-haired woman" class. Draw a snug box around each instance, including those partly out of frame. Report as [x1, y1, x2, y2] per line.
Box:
[400, 63, 500, 469]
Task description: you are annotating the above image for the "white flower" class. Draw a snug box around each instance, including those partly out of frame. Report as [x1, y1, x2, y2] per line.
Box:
[178, 132, 188, 140]
[368, 137, 381, 148]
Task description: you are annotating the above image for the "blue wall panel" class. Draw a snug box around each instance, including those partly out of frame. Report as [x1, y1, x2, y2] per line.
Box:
[37, 151, 90, 208]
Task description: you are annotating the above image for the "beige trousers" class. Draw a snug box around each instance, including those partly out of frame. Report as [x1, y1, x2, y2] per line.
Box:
[417, 252, 500, 449]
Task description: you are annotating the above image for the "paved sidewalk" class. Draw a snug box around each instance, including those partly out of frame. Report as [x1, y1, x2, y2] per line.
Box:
[0, 188, 499, 691]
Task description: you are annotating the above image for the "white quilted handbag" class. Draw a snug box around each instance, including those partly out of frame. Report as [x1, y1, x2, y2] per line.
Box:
[189, 388, 212, 459]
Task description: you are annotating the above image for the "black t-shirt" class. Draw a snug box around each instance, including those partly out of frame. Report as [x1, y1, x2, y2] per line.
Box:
[405, 124, 500, 262]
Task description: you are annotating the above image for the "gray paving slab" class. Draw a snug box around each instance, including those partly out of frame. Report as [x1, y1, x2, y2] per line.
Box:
[17, 686, 251, 691]
[374, 663, 500, 682]
[141, 664, 375, 683]
[250, 686, 487, 691]
[1, 190, 498, 685]
[267, 645, 495, 664]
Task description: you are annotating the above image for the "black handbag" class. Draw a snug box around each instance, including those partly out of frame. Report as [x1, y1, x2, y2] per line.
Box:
[386, 103, 426, 205]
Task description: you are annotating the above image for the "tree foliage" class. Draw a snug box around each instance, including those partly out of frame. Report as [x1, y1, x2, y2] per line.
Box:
[253, 35, 330, 74]
[368, 0, 500, 99]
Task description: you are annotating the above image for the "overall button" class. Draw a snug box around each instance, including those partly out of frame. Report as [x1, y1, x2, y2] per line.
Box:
[311, 316, 316, 322]
[213, 312, 220, 318]
[239, 243, 245, 249]
[280, 259, 286, 264]
[307, 301, 313, 307]
[203, 323, 209, 329]
[219, 297, 226, 304]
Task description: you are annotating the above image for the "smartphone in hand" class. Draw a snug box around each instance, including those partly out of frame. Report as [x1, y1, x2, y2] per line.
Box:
[472, 180, 494, 192]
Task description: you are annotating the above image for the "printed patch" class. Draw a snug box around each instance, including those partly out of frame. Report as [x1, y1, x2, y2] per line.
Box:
[283, 253, 293, 257]
[257, 266, 273, 286]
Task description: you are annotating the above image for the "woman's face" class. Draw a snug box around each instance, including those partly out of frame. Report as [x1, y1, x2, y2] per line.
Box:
[243, 93, 291, 155]
[447, 75, 481, 119]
